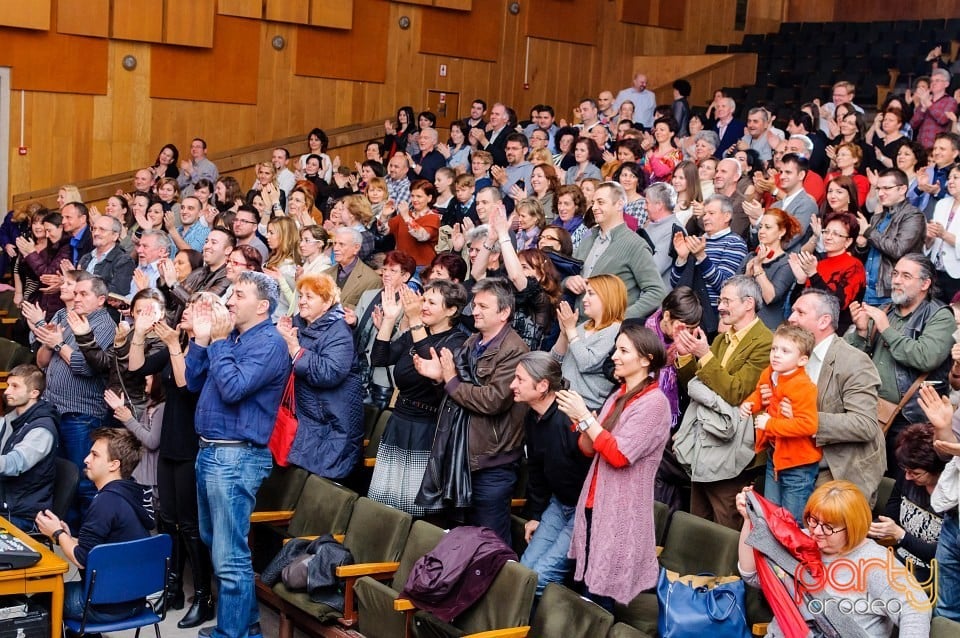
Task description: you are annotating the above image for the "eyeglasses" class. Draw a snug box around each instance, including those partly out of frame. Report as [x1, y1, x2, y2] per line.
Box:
[806, 516, 845, 536]
[300, 239, 324, 244]
[539, 235, 560, 244]
[891, 269, 924, 281]
[821, 229, 849, 239]
[227, 259, 249, 268]
[876, 184, 904, 191]
[234, 218, 258, 225]
[902, 467, 929, 480]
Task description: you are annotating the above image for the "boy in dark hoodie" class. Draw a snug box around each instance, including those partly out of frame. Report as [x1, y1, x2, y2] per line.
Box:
[0, 364, 59, 531]
[36, 427, 154, 626]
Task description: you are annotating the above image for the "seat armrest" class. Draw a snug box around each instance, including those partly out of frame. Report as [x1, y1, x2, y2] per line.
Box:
[463, 629, 531, 638]
[250, 510, 294, 525]
[656, 546, 663, 557]
[510, 498, 526, 509]
[337, 562, 400, 578]
[393, 598, 416, 612]
[753, 623, 769, 636]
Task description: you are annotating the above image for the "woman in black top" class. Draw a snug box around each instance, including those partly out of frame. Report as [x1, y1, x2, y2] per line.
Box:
[367, 280, 469, 516]
[128, 292, 215, 629]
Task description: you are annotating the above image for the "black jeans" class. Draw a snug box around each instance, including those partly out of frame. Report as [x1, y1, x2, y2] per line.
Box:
[157, 456, 199, 535]
[466, 463, 518, 545]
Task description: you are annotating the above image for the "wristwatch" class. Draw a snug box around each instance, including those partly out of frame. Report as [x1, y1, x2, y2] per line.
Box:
[52, 342, 64, 354]
[52, 529, 66, 545]
[576, 416, 596, 433]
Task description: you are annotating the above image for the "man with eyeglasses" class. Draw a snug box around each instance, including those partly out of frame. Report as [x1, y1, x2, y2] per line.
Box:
[910, 68, 958, 150]
[231, 205, 268, 264]
[854, 168, 925, 305]
[78, 215, 136, 299]
[846, 253, 953, 476]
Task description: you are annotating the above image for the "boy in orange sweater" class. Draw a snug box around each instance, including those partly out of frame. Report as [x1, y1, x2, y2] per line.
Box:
[740, 324, 820, 524]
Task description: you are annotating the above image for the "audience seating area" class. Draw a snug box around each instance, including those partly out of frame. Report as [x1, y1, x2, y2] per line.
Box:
[245, 464, 771, 638]
[706, 19, 960, 121]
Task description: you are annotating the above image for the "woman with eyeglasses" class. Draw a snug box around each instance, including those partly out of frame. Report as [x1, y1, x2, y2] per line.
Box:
[536, 227, 573, 257]
[736, 480, 931, 638]
[788, 209, 866, 335]
[867, 423, 943, 586]
[221, 245, 263, 302]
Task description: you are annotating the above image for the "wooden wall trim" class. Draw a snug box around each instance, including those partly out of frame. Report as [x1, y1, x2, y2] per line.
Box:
[12, 119, 387, 209]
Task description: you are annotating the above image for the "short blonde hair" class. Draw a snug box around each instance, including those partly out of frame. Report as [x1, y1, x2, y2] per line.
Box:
[802, 480, 872, 553]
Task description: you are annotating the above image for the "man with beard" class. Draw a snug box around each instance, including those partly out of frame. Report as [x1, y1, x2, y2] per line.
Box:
[846, 253, 954, 475]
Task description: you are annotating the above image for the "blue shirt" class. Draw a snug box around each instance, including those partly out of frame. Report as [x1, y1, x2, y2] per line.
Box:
[186, 319, 290, 445]
[864, 212, 894, 305]
[70, 226, 88, 265]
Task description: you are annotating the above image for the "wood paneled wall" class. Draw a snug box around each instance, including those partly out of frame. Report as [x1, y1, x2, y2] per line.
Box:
[787, 0, 960, 23]
[6, 0, 788, 208]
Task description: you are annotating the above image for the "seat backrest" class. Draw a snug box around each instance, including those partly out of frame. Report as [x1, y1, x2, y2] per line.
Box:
[343, 497, 413, 564]
[52, 458, 79, 521]
[85, 534, 172, 605]
[607, 621, 652, 638]
[931, 615, 960, 638]
[658, 511, 740, 576]
[363, 404, 382, 441]
[530, 583, 614, 638]
[288, 475, 358, 538]
[365, 409, 392, 461]
[872, 476, 895, 519]
[390, 520, 446, 592]
[453, 560, 536, 634]
[255, 464, 308, 512]
[653, 501, 670, 548]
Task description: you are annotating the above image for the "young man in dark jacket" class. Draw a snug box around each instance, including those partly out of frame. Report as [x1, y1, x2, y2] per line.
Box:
[0, 364, 59, 531]
[36, 427, 154, 625]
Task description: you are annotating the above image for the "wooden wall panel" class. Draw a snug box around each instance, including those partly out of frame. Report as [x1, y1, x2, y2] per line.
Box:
[310, 0, 354, 29]
[620, 0, 687, 30]
[265, 0, 309, 23]
[7, 0, 796, 205]
[785, 0, 834, 22]
[57, 0, 110, 37]
[165, 0, 215, 47]
[526, 0, 598, 46]
[151, 15, 259, 104]
[419, 4, 502, 61]
[218, 0, 262, 18]
[296, 0, 389, 82]
[831, 0, 960, 22]
[0, 26, 108, 93]
[0, 0, 51, 30]
[112, 0, 164, 42]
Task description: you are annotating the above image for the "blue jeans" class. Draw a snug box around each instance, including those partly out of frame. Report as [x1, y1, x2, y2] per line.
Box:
[936, 510, 960, 620]
[520, 496, 576, 595]
[59, 413, 103, 526]
[64, 581, 141, 624]
[196, 444, 272, 638]
[467, 464, 518, 545]
[764, 457, 819, 525]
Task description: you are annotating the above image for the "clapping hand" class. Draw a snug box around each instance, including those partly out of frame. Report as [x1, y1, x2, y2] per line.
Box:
[674, 326, 710, 358]
[555, 389, 590, 422]
[209, 303, 233, 342]
[15, 235, 36, 255]
[556, 301, 579, 333]
[918, 384, 954, 431]
[20, 301, 44, 332]
[153, 321, 180, 350]
[672, 231, 690, 260]
[380, 283, 402, 322]
[35, 323, 65, 350]
[104, 389, 132, 423]
[114, 321, 131, 347]
[413, 347, 445, 381]
[276, 316, 300, 355]
[66, 310, 91, 336]
[158, 258, 178, 287]
[400, 285, 423, 324]
[132, 269, 150, 293]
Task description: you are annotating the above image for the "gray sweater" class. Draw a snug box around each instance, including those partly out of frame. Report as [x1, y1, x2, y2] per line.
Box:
[552, 322, 620, 411]
[741, 538, 931, 638]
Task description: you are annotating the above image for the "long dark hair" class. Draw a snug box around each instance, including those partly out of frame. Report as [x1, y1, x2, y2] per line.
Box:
[599, 325, 666, 432]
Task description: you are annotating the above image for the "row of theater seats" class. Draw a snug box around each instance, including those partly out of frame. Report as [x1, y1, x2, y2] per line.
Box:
[245, 465, 750, 638]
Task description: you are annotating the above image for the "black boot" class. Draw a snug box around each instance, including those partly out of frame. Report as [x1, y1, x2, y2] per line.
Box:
[157, 520, 185, 611]
[179, 532, 216, 629]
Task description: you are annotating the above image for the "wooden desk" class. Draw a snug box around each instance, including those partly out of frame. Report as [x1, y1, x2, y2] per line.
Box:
[0, 517, 69, 638]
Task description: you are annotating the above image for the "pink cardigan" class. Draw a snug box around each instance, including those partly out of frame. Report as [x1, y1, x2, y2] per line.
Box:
[568, 386, 671, 603]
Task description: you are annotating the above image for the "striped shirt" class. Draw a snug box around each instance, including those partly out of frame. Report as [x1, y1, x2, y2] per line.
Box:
[43, 307, 116, 418]
[670, 229, 747, 308]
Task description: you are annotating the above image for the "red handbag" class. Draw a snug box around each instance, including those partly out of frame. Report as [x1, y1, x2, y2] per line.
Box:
[269, 357, 300, 466]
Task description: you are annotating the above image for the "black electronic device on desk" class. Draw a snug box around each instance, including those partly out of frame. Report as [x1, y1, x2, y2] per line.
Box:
[0, 530, 40, 571]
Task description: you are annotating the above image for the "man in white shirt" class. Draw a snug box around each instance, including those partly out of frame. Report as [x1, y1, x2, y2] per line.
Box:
[271, 148, 296, 196]
[613, 72, 656, 129]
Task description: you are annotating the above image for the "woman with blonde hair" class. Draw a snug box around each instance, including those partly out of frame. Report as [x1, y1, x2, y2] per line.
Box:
[551, 274, 627, 412]
[57, 185, 82, 209]
[264, 216, 301, 320]
[340, 194, 376, 260]
[287, 187, 323, 228]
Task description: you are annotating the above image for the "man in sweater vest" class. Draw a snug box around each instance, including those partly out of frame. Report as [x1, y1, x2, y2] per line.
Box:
[0, 364, 58, 531]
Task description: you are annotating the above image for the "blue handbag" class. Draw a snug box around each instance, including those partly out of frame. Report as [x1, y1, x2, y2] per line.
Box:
[657, 568, 750, 638]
